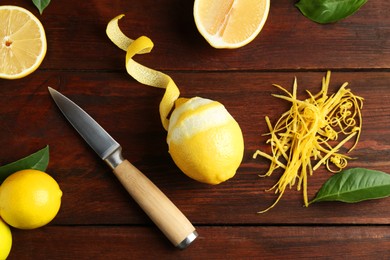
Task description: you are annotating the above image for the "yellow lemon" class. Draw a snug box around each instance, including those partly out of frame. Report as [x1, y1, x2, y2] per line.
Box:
[0, 169, 62, 229]
[167, 97, 244, 184]
[0, 5, 47, 79]
[106, 16, 245, 184]
[0, 218, 12, 260]
[194, 0, 270, 49]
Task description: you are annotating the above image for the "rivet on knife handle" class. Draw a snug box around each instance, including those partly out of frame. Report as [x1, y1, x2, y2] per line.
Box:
[48, 87, 198, 248]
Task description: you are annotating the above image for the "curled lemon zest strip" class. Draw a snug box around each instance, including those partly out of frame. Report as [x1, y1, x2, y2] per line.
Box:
[254, 71, 364, 213]
[106, 14, 180, 131]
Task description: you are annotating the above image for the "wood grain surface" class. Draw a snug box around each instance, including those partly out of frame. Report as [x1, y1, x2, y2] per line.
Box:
[1, 0, 389, 259]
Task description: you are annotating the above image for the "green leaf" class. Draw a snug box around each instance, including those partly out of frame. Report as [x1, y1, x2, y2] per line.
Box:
[295, 0, 368, 24]
[32, 0, 51, 14]
[0, 145, 50, 183]
[309, 168, 390, 204]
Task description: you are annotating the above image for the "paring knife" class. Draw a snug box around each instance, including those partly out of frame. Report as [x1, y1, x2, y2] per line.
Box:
[48, 87, 198, 249]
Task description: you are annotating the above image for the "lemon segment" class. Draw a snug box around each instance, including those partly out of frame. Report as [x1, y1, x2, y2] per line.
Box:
[0, 5, 47, 79]
[193, 0, 270, 49]
[0, 169, 62, 229]
[0, 218, 12, 260]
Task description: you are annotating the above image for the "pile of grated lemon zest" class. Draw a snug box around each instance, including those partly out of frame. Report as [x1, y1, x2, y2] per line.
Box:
[254, 71, 363, 213]
[106, 14, 180, 131]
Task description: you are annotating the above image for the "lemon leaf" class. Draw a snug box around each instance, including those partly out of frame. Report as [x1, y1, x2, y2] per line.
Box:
[32, 0, 51, 14]
[310, 168, 390, 204]
[0, 145, 49, 183]
[296, 0, 367, 24]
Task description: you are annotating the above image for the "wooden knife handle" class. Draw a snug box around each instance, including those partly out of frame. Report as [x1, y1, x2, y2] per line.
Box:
[113, 159, 198, 248]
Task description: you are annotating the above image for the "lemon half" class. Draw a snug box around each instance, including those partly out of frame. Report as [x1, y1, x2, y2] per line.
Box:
[0, 5, 47, 79]
[194, 0, 270, 49]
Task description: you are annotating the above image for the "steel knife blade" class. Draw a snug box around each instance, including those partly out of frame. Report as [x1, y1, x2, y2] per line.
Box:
[48, 87, 197, 249]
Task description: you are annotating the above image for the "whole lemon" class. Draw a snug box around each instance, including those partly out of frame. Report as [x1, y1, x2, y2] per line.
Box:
[0, 169, 62, 229]
[167, 97, 244, 184]
[0, 218, 12, 260]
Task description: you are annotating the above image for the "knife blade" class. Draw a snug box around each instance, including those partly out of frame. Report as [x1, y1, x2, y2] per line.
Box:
[48, 87, 198, 249]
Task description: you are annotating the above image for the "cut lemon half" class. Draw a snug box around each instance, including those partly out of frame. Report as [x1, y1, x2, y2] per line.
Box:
[0, 5, 47, 79]
[194, 0, 270, 49]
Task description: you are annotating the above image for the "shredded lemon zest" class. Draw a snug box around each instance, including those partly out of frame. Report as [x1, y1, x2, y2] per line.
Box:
[106, 14, 180, 131]
[253, 71, 364, 213]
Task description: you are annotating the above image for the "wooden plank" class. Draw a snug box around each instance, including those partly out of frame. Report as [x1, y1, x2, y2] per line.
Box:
[8, 226, 390, 259]
[1, 0, 389, 258]
[2, 0, 389, 71]
[0, 71, 389, 225]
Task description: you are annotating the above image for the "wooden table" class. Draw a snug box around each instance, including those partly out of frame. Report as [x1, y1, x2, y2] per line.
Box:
[2, 0, 390, 259]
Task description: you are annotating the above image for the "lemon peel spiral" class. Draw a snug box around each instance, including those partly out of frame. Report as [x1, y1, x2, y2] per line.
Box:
[106, 15, 244, 184]
[107, 14, 179, 130]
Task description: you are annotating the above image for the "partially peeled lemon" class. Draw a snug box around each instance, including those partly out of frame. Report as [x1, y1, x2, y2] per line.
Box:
[168, 97, 244, 184]
[106, 15, 244, 184]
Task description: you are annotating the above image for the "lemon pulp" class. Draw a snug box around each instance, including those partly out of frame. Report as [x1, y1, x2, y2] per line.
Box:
[193, 0, 270, 48]
[0, 5, 47, 79]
